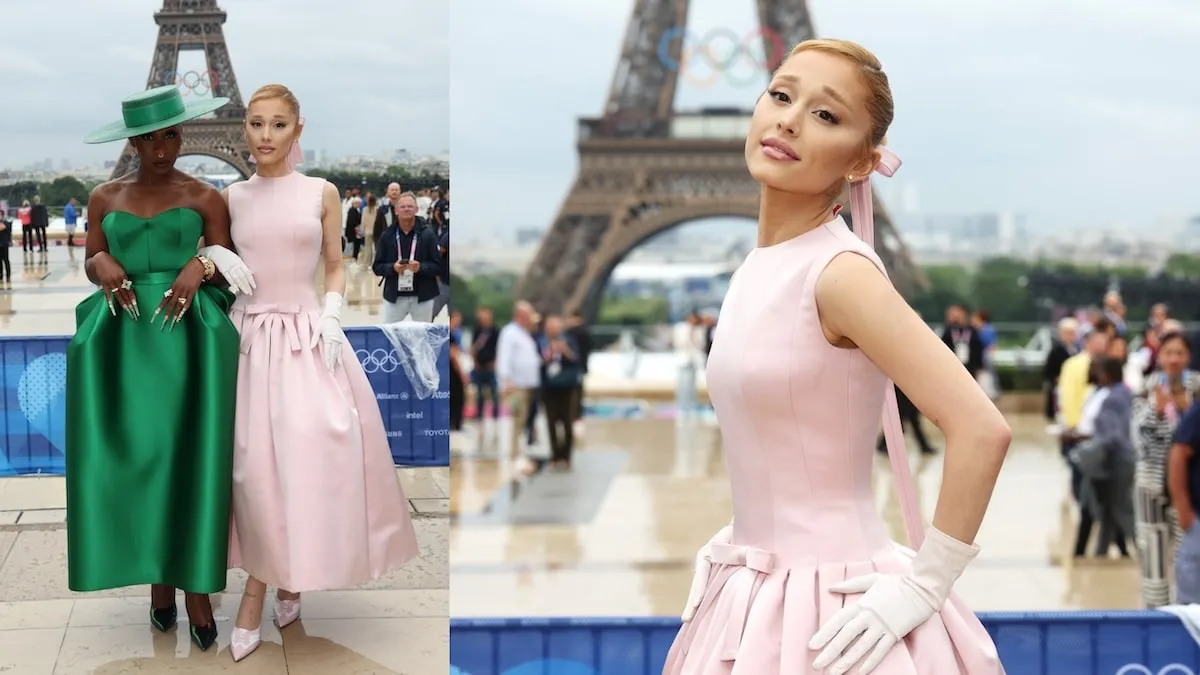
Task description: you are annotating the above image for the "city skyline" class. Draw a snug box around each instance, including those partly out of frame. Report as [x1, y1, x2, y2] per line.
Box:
[450, 0, 1200, 236]
[4, 145, 447, 174]
[0, 0, 448, 167]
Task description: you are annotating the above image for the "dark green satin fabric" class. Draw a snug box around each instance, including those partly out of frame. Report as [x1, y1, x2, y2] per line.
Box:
[65, 208, 239, 593]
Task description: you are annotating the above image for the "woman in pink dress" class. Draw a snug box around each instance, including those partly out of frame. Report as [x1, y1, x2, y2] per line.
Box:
[661, 39, 1010, 675]
[203, 84, 420, 662]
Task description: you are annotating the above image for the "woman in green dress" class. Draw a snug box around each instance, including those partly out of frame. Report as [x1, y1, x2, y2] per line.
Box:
[67, 85, 257, 650]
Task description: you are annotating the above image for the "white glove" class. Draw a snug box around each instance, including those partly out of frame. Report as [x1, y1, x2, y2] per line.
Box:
[681, 522, 733, 623]
[198, 245, 256, 296]
[809, 527, 979, 675]
[310, 292, 345, 372]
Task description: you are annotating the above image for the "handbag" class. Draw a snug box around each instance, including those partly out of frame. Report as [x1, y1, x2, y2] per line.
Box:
[848, 149, 925, 549]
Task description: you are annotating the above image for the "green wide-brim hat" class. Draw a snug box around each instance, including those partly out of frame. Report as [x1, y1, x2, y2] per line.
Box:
[83, 85, 230, 144]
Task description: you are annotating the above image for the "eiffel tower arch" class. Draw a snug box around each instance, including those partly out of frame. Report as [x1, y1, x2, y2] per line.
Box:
[516, 0, 927, 322]
[110, 0, 253, 180]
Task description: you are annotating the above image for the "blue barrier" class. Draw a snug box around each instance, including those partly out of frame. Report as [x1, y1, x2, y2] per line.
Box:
[0, 336, 69, 476]
[449, 613, 1200, 675]
[347, 325, 450, 467]
[0, 325, 449, 476]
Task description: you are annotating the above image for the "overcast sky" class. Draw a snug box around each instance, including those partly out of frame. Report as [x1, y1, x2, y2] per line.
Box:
[451, 0, 1200, 236]
[0, 0, 447, 167]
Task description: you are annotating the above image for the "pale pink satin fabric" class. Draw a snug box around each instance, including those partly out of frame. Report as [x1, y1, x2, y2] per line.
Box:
[224, 170, 418, 592]
[661, 150, 1003, 674]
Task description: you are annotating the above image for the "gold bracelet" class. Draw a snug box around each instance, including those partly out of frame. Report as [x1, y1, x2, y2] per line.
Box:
[194, 255, 216, 282]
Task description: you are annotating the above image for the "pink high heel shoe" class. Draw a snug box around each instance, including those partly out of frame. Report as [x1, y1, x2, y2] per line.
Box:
[274, 595, 301, 629]
[230, 626, 261, 662]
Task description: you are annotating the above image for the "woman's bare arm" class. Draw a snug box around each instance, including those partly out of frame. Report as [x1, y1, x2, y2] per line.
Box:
[815, 251, 1010, 545]
[320, 181, 346, 295]
[196, 186, 233, 249]
[192, 186, 232, 286]
[83, 187, 113, 285]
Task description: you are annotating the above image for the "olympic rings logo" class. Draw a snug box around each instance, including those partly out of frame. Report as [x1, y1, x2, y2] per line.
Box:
[161, 69, 220, 97]
[1114, 665, 1198, 675]
[356, 348, 402, 374]
[658, 26, 787, 89]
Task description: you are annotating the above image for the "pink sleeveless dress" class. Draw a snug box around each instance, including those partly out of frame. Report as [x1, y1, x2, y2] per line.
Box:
[224, 170, 419, 592]
[662, 217, 1003, 674]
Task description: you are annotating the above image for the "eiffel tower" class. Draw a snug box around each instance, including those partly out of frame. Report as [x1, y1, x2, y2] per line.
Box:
[516, 0, 926, 320]
[110, 0, 252, 180]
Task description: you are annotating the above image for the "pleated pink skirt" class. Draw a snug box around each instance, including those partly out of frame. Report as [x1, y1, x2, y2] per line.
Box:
[662, 542, 1004, 674]
[226, 305, 419, 592]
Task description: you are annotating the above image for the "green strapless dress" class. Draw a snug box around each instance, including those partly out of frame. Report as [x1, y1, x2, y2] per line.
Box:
[65, 207, 239, 593]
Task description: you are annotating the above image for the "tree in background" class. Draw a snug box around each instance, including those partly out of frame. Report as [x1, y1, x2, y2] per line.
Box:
[0, 167, 446, 216]
[306, 166, 448, 196]
[456, 254, 1200, 328]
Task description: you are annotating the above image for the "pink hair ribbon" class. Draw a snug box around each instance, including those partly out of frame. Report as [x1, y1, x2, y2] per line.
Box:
[287, 117, 305, 168]
[286, 140, 304, 168]
[847, 147, 924, 549]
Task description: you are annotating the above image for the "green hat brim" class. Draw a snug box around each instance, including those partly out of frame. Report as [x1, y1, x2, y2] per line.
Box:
[83, 96, 232, 144]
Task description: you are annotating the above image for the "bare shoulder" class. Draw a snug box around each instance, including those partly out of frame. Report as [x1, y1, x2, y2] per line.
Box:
[314, 178, 338, 220]
[180, 175, 223, 205]
[812, 245, 902, 347]
[814, 248, 893, 313]
[88, 180, 121, 206]
[166, 177, 222, 218]
[319, 180, 340, 218]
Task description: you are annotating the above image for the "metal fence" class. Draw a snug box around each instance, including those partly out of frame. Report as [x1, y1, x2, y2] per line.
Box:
[0, 325, 449, 476]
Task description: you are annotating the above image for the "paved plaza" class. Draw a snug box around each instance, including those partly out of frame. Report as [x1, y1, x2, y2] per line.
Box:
[0, 245, 449, 674]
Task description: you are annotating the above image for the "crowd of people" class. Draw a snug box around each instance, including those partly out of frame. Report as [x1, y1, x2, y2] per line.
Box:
[449, 302, 592, 475]
[0, 196, 82, 283]
[1042, 294, 1200, 608]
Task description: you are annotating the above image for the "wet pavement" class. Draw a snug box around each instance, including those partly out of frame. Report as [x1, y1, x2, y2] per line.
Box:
[0, 468, 449, 674]
[449, 413, 1141, 617]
